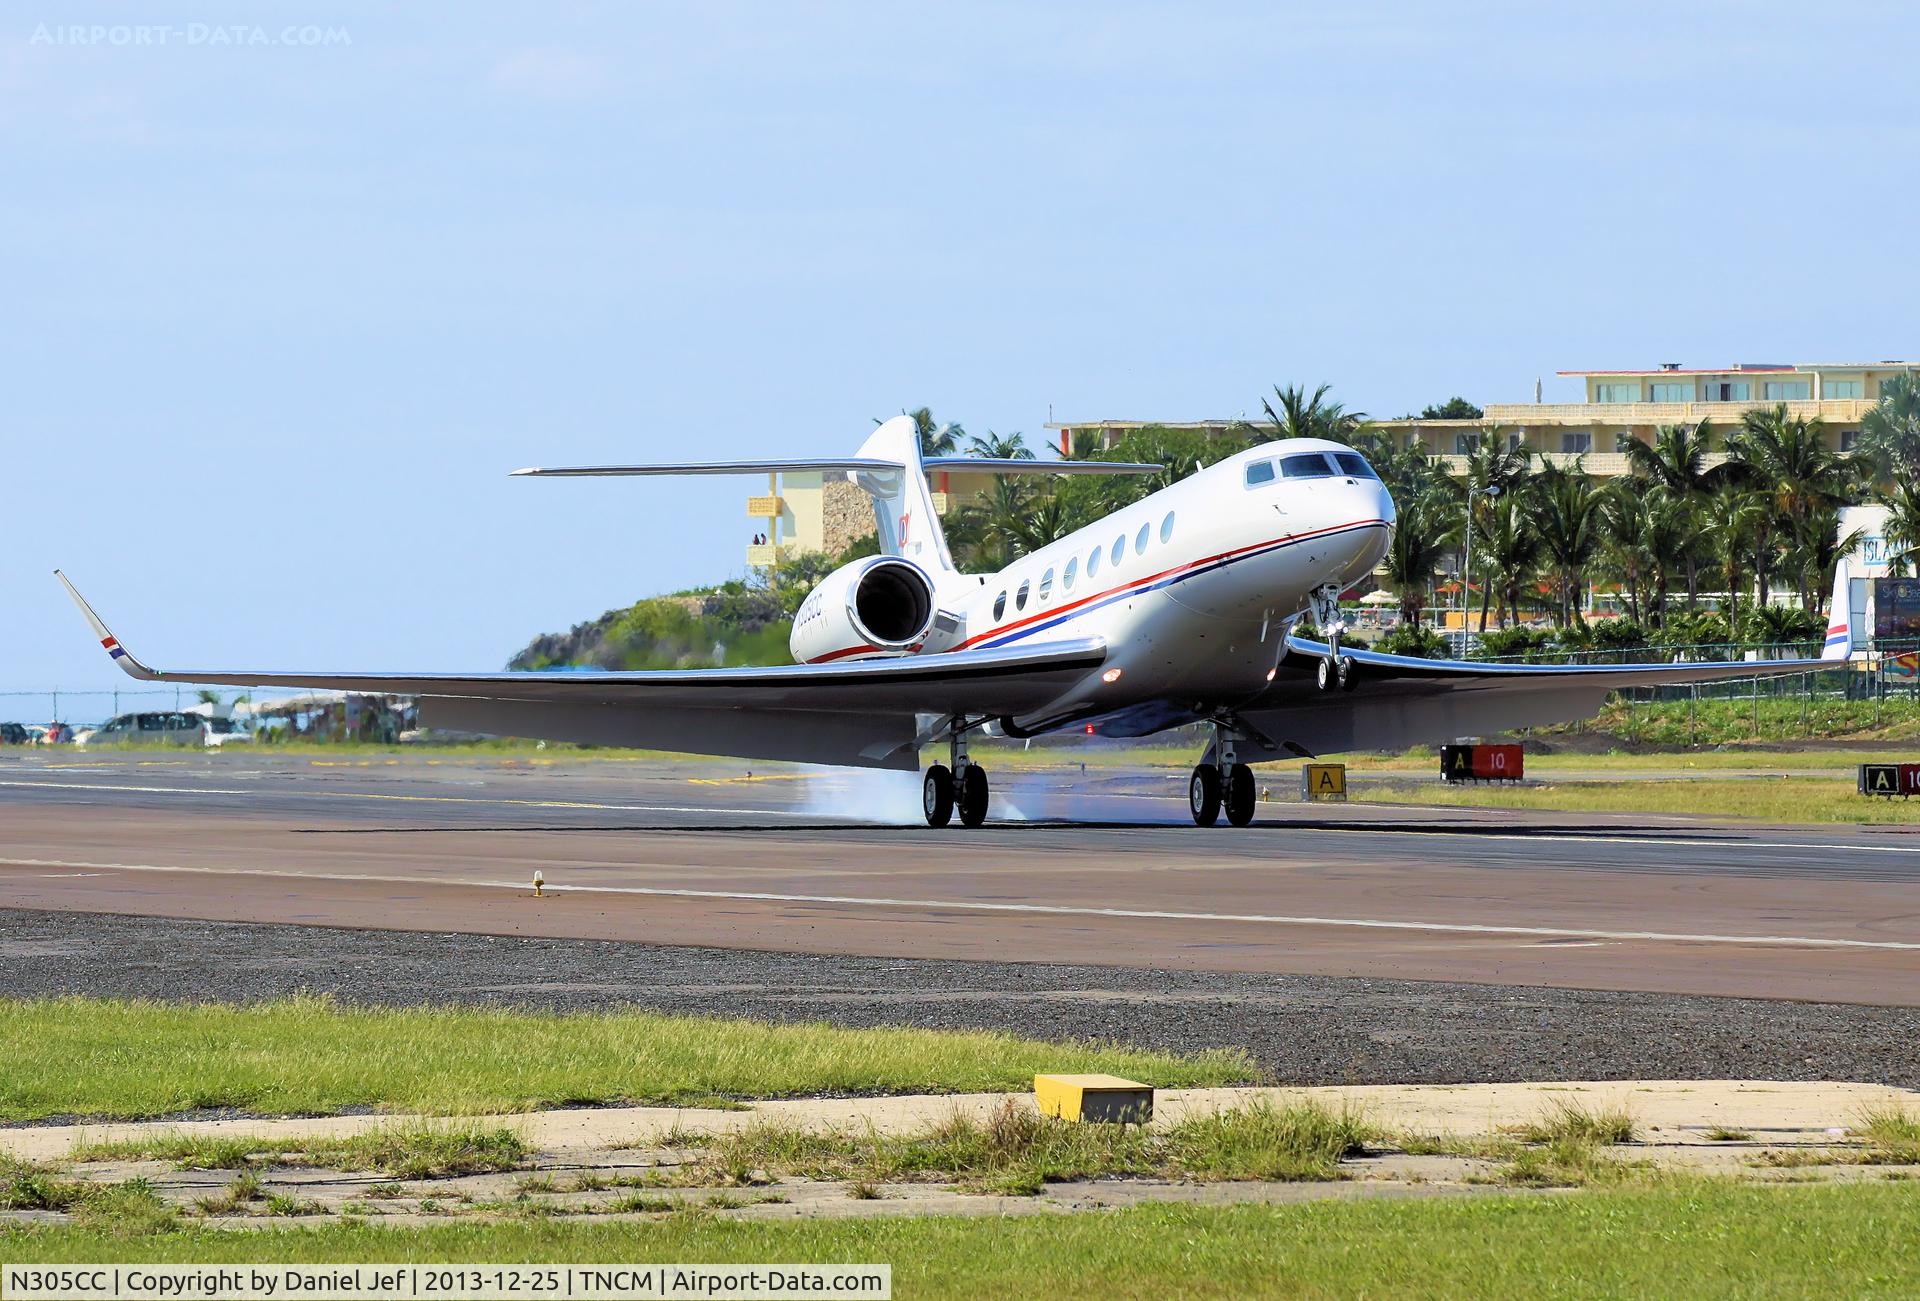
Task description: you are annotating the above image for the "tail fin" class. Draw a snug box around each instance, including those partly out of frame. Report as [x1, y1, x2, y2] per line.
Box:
[854, 415, 956, 574]
[1823, 557, 1859, 660]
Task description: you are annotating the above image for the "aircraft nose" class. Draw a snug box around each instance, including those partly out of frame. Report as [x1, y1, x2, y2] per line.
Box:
[1335, 475, 1394, 528]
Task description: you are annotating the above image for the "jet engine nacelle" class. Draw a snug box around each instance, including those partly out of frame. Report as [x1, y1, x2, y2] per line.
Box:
[789, 555, 938, 663]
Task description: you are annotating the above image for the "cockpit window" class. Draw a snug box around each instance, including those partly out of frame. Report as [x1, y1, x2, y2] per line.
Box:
[1244, 460, 1275, 486]
[1281, 453, 1338, 479]
[1332, 452, 1378, 480]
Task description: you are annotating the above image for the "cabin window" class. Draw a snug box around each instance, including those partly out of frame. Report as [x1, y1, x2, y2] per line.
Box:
[1281, 453, 1338, 479]
[1332, 452, 1378, 479]
[1087, 546, 1101, 578]
[1039, 567, 1055, 601]
[993, 591, 1006, 620]
[1063, 556, 1077, 590]
[1015, 579, 1030, 611]
[1160, 511, 1175, 543]
[1245, 460, 1275, 486]
[1134, 522, 1150, 554]
[1110, 535, 1125, 566]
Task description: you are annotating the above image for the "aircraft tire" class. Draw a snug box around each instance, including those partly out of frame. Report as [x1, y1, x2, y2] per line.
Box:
[958, 764, 990, 827]
[1316, 656, 1339, 692]
[1225, 762, 1257, 826]
[1338, 655, 1357, 691]
[923, 764, 955, 827]
[1189, 763, 1222, 826]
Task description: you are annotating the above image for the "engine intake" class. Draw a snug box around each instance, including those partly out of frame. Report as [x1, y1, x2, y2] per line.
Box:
[790, 556, 938, 663]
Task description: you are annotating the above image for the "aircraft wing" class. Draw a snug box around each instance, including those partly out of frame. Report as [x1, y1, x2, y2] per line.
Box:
[1223, 633, 1839, 760]
[55, 572, 1104, 770]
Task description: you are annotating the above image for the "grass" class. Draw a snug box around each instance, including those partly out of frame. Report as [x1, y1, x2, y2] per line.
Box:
[73, 1123, 528, 1179]
[0, 1158, 177, 1234]
[1510, 1098, 1637, 1146]
[0, 996, 1253, 1123]
[1704, 1127, 1753, 1142]
[6, 1184, 1920, 1295]
[1853, 1103, 1920, 1165]
[679, 1098, 1371, 1192]
[1355, 775, 1920, 824]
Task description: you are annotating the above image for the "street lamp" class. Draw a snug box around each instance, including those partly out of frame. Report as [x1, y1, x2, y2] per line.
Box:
[1463, 482, 1502, 644]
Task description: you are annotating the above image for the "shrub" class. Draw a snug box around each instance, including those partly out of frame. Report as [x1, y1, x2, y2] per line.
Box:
[1588, 617, 1648, 652]
[1375, 625, 1448, 658]
[1475, 626, 1557, 661]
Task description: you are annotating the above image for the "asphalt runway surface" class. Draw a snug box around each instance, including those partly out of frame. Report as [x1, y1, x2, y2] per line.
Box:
[0, 748, 1917, 1084]
[5, 750, 1920, 999]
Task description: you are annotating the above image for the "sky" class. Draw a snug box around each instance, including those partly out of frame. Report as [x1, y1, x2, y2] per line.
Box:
[5, 0, 1918, 706]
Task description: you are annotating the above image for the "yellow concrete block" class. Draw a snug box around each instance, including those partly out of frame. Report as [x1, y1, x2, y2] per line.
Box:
[746, 494, 784, 517]
[1034, 1073, 1153, 1124]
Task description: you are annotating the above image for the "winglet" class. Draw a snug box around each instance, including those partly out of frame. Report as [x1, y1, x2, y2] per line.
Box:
[1822, 557, 1856, 662]
[53, 570, 161, 681]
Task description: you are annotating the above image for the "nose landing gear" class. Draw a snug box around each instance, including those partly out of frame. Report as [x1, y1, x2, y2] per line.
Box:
[1190, 720, 1258, 827]
[925, 716, 990, 827]
[1308, 582, 1358, 693]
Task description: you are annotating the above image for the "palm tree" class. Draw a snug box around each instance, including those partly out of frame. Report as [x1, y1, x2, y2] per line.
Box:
[1531, 462, 1603, 628]
[1383, 495, 1457, 631]
[1262, 384, 1367, 444]
[1701, 486, 1765, 631]
[1622, 421, 1717, 605]
[966, 429, 1034, 461]
[1598, 481, 1653, 626]
[880, 407, 963, 458]
[1855, 371, 1920, 482]
[1725, 405, 1857, 606]
[1879, 474, 1920, 577]
[1640, 488, 1694, 631]
[1477, 490, 1545, 630]
[1455, 426, 1531, 499]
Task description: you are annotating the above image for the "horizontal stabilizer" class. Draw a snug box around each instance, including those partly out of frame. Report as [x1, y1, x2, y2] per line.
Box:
[512, 457, 1164, 478]
[511, 458, 900, 477]
[923, 458, 1163, 475]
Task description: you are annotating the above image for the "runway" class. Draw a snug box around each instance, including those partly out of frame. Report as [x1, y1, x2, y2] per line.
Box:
[3, 749, 1918, 1007]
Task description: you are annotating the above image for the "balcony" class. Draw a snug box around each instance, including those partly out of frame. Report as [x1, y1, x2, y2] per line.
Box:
[1480, 398, 1872, 426]
[1430, 451, 1730, 477]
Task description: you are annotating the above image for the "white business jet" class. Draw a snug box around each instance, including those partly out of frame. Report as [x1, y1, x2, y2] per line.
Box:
[57, 414, 1855, 828]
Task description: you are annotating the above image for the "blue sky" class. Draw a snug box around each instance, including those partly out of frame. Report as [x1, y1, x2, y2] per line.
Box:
[6, 1, 1917, 702]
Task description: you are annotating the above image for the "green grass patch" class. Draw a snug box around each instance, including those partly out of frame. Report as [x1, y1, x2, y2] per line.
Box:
[6, 1184, 1920, 1295]
[0, 996, 1253, 1124]
[685, 1098, 1369, 1192]
[1356, 775, 1920, 824]
[74, 1124, 527, 1179]
[1510, 1098, 1637, 1146]
[1, 1158, 177, 1235]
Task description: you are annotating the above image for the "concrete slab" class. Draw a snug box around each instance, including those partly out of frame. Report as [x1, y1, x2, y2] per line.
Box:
[9, 1079, 1914, 1163]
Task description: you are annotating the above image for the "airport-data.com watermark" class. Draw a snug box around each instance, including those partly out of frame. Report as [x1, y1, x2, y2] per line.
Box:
[28, 22, 351, 48]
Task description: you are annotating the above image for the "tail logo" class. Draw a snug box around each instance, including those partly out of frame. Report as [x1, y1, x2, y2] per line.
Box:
[101, 636, 127, 660]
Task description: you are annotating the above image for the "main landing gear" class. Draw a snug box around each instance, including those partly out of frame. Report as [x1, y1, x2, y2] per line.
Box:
[1189, 721, 1257, 827]
[924, 716, 990, 828]
[1308, 582, 1358, 694]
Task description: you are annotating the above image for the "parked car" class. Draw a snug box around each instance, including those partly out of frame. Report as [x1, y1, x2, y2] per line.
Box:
[0, 723, 29, 745]
[203, 716, 254, 747]
[79, 711, 209, 747]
